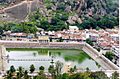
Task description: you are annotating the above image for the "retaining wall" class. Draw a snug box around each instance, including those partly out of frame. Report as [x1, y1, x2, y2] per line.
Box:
[0, 41, 118, 70]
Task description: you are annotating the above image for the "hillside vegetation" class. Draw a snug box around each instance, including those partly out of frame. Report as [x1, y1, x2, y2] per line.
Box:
[0, 0, 119, 33]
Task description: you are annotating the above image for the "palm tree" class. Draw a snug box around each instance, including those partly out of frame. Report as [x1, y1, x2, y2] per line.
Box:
[39, 66, 45, 75]
[23, 70, 30, 79]
[55, 61, 63, 76]
[48, 65, 55, 79]
[9, 65, 16, 73]
[29, 64, 35, 73]
[17, 66, 24, 79]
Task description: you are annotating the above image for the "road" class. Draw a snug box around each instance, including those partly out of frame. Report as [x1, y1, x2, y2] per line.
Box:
[82, 43, 119, 70]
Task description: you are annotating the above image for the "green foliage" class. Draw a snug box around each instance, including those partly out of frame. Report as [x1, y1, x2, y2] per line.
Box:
[29, 64, 35, 73]
[39, 66, 45, 75]
[16, 66, 24, 79]
[96, 48, 100, 52]
[29, 9, 69, 31]
[11, 22, 37, 34]
[61, 73, 69, 79]
[39, 66, 45, 71]
[23, 70, 29, 79]
[33, 75, 47, 79]
[86, 38, 94, 46]
[48, 65, 56, 78]
[112, 71, 119, 79]
[55, 61, 63, 76]
[97, 15, 118, 29]
[104, 51, 114, 61]
[57, 2, 66, 10]
[0, 24, 3, 35]
[90, 71, 109, 79]
[106, 0, 119, 12]
[9, 65, 16, 73]
[64, 51, 90, 63]
[5, 65, 116, 79]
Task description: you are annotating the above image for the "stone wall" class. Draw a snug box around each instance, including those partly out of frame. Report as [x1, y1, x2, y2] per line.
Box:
[0, 45, 7, 72]
[0, 42, 84, 49]
[0, 41, 118, 70]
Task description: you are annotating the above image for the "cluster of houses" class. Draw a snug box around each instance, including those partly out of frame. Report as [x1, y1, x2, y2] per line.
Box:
[0, 26, 119, 56]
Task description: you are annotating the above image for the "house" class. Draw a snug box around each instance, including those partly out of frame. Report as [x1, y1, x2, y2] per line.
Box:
[5, 33, 28, 41]
[110, 34, 119, 42]
[38, 35, 49, 43]
[98, 41, 111, 50]
[89, 33, 99, 42]
[111, 46, 119, 57]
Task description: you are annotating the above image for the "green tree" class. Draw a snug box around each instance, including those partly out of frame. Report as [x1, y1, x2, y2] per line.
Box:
[16, 66, 24, 79]
[55, 61, 63, 76]
[5, 70, 13, 79]
[48, 65, 55, 79]
[104, 52, 114, 61]
[39, 66, 45, 75]
[9, 65, 16, 73]
[90, 71, 109, 79]
[61, 73, 69, 79]
[57, 2, 66, 10]
[29, 64, 35, 73]
[112, 71, 119, 79]
[33, 75, 47, 79]
[69, 68, 75, 74]
[23, 70, 29, 79]
[86, 38, 94, 46]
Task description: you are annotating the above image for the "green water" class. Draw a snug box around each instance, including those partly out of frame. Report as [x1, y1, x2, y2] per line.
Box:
[6, 49, 101, 72]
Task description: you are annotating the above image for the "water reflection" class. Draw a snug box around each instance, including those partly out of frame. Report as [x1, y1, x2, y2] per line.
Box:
[6, 49, 101, 71]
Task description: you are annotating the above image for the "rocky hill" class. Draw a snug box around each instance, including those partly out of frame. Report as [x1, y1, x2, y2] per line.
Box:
[0, 0, 118, 33]
[0, 0, 118, 22]
[0, 0, 24, 3]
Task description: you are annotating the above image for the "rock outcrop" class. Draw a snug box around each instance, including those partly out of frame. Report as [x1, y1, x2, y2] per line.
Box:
[0, 0, 118, 22]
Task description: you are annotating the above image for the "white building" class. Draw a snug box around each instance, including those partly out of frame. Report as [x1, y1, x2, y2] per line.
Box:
[110, 34, 119, 42]
[111, 46, 119, 57]
[69, 26, 79, 32]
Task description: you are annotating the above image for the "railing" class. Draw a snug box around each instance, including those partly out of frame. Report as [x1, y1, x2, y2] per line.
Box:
[8, 58, 52, 61]
[83, 43, 119, 70]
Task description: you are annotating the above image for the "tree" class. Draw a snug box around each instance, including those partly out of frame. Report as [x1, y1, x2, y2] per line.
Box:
[86, 38, 94, 46]
[17, 66, 24, 79]
[69, 68, 75, 74]
[55, 61, 63, 76]
[29, 64, 35, 73]
[90, 71, 109, 79]
[104, 52, 114, 61]
[96, 48, 100, 52]
[86, 67, 90, 72]
[48, 65, 55, 79]
[57, 2, 66, 10]
[5, 70, 13, 79]
[39, 66, 45, 75]
[112, 71, 119, 79]
[61, 73, 69, 79]
[9, 65, 16, 73]
[69, 65, 77, 74]
[0, 25, 3, 35]
[97, 15, 118, 29]
[33, 75, 47, 79]
[23, 70, 29, 79]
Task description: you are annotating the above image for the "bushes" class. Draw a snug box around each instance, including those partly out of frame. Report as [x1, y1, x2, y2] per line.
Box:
[77, 15, 118, 30]
[86, 38, 94, 46]
[104, 52, 114, 61]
